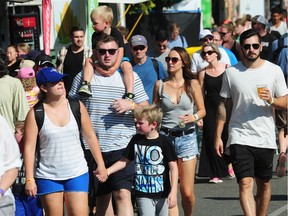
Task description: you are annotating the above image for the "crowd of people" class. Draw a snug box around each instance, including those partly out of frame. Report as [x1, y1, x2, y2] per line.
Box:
[0, 4, 287, 216]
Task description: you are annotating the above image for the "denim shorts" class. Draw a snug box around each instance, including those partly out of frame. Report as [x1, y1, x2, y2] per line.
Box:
[36, 172, 89, 196]
[160, 131, 199, 160]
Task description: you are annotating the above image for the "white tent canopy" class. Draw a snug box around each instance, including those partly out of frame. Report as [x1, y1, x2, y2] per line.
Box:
[99, 0, 148, 3]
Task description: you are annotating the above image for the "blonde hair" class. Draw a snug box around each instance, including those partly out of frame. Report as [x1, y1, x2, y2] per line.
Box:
[17, 43, 31, 54]
[19, 77, 37, 91]
[90, 5, 113, 24]
[134, 104, 163, 130]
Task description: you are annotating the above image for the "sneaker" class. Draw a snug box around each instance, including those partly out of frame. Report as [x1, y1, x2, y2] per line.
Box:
[78, 84, 92, 97]
[276, 152, 287, 177]
[209, 177, 223, 184]
[228, 167, 235, 178]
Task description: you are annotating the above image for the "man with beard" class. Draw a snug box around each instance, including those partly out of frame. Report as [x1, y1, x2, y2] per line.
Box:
[56, 26, 91, 92]
[215, 29, 288, 216]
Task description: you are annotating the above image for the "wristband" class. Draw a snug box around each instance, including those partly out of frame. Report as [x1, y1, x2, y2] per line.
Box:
[125, 92, 135, 100]
[25, 178, 35, 183]
[193, 113, 199, 121]
[0, 188, 5, 196]
[267, 97, 274, 105]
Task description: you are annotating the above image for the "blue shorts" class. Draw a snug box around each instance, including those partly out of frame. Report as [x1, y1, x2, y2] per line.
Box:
[36, 172, 89, 196]
[160, 131, 199, 160]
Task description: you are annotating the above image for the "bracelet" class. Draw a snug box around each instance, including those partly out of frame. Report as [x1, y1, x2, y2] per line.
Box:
[0, 188, 5, 196]
[267, 97, 274, 105]
[131, 102, 135, 111]
[193, 113, 199, 121]
[25, 178, 35, 183]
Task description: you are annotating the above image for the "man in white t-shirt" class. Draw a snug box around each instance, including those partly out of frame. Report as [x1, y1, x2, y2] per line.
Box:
[69, 34, 148, 216]
[191, 29, 231, 75]
[215, 29, 288, 216]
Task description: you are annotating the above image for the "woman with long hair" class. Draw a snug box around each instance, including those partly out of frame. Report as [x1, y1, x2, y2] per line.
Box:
[197, 43, 233, 183]
[153, 47, 205, 216]
[24, 67, 107, 216]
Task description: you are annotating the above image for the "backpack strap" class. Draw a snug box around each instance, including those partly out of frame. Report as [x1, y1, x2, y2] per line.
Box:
[151, 58, 160, 80]
[180, 36, 184, 47]
[67, 98, 81, 131]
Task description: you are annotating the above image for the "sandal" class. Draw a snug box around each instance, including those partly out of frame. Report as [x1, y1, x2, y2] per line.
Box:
[209, 177, 223, 184]
[276, 152, 287, 177]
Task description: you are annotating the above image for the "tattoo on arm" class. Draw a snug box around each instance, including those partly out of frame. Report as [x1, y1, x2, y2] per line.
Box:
[217, 98, 232, 121]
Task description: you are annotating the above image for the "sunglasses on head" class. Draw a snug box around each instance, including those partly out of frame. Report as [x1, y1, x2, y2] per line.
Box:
[165, 57, 181, 64]
[242, 43, 260, 50]
[98, 49, 118, 55]
[132, 45, 146, 51]
[201, 50, 215, 57]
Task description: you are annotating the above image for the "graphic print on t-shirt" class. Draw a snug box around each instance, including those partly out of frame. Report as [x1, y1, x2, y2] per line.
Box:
[134, 144, 165, 193]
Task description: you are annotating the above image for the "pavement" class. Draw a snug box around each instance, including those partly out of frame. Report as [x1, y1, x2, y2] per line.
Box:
[176, 153, 288, 216]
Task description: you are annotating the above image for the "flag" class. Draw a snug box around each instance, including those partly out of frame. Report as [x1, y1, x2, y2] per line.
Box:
[42, 0, 52, 55]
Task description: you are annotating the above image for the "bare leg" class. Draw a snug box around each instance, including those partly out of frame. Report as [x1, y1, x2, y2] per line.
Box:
[278, 128, 288, 153]
[96, 193, 114, 216]
[64, 192, 88, 216]
[276, 128, 287, 177]
[178, 158, 197, 216]
[255, 178, 271, 216]
[113, 189, 133, 216]
[40, 192, 64, 216]
[238, 177, 256, 216]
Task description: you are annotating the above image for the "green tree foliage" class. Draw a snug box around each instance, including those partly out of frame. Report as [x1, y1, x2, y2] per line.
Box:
[130, 0, 184, 14]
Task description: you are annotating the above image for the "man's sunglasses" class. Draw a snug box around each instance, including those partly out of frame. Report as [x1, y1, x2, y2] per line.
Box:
[242, 43, 260, 50]
[165, 57, 181, 64]
[201, 50, 215, 57]
[98, 49, 118, 55]
[132, 45, 146, 51]
[201, 37, 213, 43]
[157, 44, 167, 49]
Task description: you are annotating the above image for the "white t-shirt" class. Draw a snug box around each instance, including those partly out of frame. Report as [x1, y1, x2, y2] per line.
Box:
[191, 47, 231, 74]
[220, 61, 288, 149]
[0, 115, 21, 199]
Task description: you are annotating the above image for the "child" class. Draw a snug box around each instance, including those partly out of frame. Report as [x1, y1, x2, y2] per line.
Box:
[97, 105, 178, 216]
[78, 5, 134, 99]
[16, 67, 40, 108]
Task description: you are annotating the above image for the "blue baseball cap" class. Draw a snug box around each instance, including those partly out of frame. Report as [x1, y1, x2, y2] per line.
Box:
[36, 67, 68, 87]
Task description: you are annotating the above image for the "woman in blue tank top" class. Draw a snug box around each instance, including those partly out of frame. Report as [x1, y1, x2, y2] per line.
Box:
[153, 47, 206, 216]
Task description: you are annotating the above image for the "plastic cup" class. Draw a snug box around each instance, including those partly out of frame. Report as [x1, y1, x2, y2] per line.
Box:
[257, 84, 267, 98]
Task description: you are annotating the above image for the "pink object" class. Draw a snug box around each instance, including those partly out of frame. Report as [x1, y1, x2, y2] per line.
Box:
[17, 67, 35, 79]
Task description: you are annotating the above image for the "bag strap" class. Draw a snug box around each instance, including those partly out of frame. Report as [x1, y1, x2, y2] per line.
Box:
[151, 58, 160, 80]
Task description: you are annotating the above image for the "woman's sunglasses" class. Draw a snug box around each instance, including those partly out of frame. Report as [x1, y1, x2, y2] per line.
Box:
[242, 43, 260, 50]
[201, 50, 215, 57]
[98, 49, 118, 55]
[132, 45, 146, 51]
[165, 57, 181, 64]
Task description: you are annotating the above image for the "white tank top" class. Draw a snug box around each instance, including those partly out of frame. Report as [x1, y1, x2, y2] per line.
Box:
[35, 105, 88, 180]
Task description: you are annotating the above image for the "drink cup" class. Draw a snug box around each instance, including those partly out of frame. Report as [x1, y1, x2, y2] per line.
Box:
[257, 84, 267, 98]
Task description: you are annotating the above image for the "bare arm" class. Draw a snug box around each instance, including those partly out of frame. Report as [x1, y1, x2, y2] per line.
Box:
[215, 97, 231, 157]
[0, 168, 18, 197]
[167, 160, 178, 208]
[106, 157, 130, 177]
[152, 80, 161, 105]
[192, 79, 206, 120]
[79, 102, 107, 181]
[23, 108, 38, 197]
[112, 99, 149, 114]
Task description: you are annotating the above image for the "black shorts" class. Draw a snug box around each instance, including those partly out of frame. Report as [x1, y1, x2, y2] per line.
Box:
[230, 145, 274, 182]
[95, 148, 134, 196]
